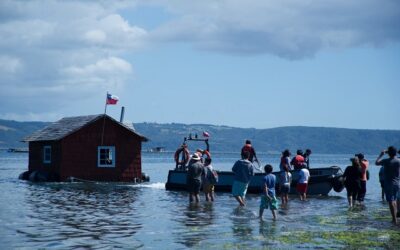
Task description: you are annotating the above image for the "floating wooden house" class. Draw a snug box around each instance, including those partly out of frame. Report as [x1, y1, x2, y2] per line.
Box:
[21, 114, 148, 182]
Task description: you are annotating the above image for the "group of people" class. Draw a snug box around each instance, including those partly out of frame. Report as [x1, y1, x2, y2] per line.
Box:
[232, 142, 311, 220]
[186, 152, 216, 203]
[186, 139, 313, 220]
[343, 153, 369, 208]
[185, 140, 400, 224]
[342, 146, 400, 224]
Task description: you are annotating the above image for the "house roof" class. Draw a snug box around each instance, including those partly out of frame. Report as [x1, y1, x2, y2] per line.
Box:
[22, 114, 148, 142]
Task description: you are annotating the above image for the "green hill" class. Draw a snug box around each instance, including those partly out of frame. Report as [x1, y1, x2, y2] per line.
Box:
[0, 119, 50, 149]
[1, 119, 399, 154]
[134, 123, 400, 154]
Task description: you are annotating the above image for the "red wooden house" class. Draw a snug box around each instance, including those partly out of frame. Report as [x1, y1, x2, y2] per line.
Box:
[21, 114, 148, 182]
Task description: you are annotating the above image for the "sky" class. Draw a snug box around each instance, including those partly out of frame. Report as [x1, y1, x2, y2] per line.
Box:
[0, 0, 399, 130]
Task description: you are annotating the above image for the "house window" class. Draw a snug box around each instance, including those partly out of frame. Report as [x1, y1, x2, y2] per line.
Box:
[98, 146, 115, 168]
[43, 146, 51, 164]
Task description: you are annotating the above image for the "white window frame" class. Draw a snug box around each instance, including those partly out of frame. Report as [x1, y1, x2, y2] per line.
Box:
[98, 146, 116, 168]
[43, 146, 51, 164]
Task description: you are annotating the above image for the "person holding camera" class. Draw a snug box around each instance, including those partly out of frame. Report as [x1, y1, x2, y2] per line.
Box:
[375, 146, 400, 224]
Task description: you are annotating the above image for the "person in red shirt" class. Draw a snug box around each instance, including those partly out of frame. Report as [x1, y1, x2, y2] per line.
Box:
[241, 140, 259, 163]
[291, 150, 306, 170]
[356, 153, 369, 206]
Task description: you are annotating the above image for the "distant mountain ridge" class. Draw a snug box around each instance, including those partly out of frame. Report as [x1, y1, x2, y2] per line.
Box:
[1, 119, 399, 154]
[134, 122, 400, 154]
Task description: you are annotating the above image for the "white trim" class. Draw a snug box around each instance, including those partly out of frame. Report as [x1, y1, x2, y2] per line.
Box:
[97, 146, 116, 168]
[43, 145, 51, 164]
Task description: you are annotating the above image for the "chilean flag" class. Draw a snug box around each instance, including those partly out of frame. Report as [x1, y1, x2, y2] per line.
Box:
[106, 94, 119, 105]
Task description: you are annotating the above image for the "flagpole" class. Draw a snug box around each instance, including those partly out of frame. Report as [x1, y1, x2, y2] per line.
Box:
[101, 92, 108, 145]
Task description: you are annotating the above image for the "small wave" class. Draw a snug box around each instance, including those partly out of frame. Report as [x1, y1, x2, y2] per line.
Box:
[131, 182, 166, 189]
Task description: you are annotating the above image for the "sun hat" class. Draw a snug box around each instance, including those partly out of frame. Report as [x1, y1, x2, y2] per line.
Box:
[191, 153, 201, 161]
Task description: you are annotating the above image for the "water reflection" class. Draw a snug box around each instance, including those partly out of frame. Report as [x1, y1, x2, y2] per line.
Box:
[20, 182, 143, 248]
[230, 206, 256, 248]
[175, 202, 215, 248]
[259, 220, 277, 248]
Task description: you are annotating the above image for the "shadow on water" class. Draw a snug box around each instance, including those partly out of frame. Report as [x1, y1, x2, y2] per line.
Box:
[18, 182, 144, 249]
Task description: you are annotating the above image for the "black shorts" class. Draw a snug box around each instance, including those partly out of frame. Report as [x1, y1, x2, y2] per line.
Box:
[345, 183, 360, 197]
[187, 179, 201, 193]
[280, 184, 290, 194]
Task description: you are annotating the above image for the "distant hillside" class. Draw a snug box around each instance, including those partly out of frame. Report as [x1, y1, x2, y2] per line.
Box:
[0, 119, 50, 148]
[135, 123, 400, 154]
[1, 119, 399, 154]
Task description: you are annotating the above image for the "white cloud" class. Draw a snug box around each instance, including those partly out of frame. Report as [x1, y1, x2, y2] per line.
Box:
[63, 57, 132, 76]
[61, 57, 133, 90]
[84, 29, 107, 44]
[0, 1, 145, 120]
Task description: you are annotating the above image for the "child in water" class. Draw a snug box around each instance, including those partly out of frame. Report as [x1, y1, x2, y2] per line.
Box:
[259, 164, 278, 220]
[280, 165, 292, 206]
[202, 158, 216, 202]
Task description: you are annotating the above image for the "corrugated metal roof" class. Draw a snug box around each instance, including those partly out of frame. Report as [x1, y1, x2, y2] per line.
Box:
[22, 114, 148, 142]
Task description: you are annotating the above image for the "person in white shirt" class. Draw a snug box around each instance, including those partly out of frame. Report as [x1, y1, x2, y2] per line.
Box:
[296, 166, 310, 201]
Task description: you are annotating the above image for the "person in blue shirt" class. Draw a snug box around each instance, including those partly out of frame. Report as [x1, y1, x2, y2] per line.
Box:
[232, 151, 255, 206]
[259, 164, 278, 220]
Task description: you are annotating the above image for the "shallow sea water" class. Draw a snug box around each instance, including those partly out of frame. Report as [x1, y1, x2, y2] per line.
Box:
[0, 151, 399, 249]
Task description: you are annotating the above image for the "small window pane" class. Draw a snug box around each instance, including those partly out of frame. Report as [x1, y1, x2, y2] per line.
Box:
[98, 146, 115, 167]
[43, 146, 51, 164]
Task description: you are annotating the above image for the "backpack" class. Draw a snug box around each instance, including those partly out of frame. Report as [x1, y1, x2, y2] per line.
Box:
[209, 169, 219, 184]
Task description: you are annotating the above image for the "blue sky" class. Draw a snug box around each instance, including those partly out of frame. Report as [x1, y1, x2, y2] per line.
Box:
[0, 1, 399, 130]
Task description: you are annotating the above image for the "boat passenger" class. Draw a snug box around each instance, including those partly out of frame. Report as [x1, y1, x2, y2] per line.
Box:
[279, 165, 292, 206]
[296, 164, 310, 201]
[343, 158, 362, 208]
[174, 143, 190, 170]
[375, 146, 400, 224]
[291, 150, 306, 170]
[202, 158, 216, 202]
[280, 149, 292, 172]
[232, 151, 255, 206]
[196, 148, 211, 163]
[303, 149, 312, 169]
[241, 140, 259, 163]
[259, 164, 277, 220]
[186, 153, 204, 203]
[355, 153, 369, 206]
